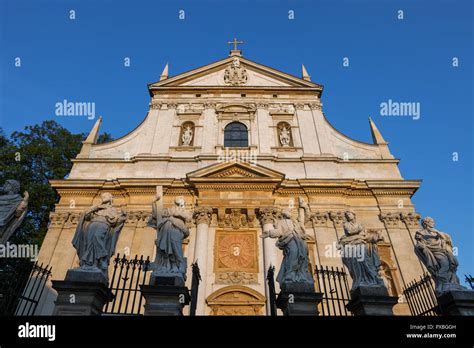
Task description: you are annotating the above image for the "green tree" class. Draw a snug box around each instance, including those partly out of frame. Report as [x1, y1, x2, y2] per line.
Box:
[0, 121, 85, 245]
[97, 132, 114, 144]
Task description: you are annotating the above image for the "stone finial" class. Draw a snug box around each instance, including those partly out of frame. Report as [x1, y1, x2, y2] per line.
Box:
[159, 63, 169, 81]
[301, 64, 311, 81]
[368, 117, 388, 145]
[77, 117, 102, 158]
[84, 116, 102, 144]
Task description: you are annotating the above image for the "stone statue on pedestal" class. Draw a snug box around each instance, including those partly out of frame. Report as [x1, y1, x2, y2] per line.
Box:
[147, 194, 192, 283]
[181, 126, 193, 146]
[261, 197, 314, 289]
[0, 179, 29, 244]
[414, 217, 467, 295]
[279, 126, 291, 147]
[338, 211, 385, 291]
[72, 192, 127, 281]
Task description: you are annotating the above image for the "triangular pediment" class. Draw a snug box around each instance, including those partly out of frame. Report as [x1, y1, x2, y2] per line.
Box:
[187, 161, 285, 182]
[149, 56, 322, 90]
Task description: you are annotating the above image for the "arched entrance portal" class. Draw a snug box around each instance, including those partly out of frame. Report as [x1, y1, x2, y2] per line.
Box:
[206, 285, 266, 315]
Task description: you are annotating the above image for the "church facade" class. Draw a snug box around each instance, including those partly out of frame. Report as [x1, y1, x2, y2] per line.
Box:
[35, 46, 425, 315]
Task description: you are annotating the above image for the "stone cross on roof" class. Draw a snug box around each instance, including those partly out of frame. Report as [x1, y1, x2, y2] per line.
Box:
[227, 38, 244, 57]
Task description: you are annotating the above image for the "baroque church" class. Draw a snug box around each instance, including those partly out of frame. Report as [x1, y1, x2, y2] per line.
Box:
[35, 43, 425, 315]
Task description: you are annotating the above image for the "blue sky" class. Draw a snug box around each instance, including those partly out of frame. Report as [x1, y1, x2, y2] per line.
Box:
[1, 0, 472, 279]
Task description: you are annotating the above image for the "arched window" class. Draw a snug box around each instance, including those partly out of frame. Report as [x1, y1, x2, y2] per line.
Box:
[224, 122, 248, 148]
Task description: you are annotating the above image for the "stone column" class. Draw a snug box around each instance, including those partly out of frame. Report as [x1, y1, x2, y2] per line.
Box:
[328, 211, 344, 240]
[380, 211, 424, 287]
[258, 207, 279, 315]
[400, 212, 426, 272]
[192, 207, 213, 315]
[311, 211, 344, 268]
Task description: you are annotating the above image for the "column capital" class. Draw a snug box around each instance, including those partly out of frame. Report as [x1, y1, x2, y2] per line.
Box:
[193, 207, 213, 225]
[310, 211, 329, 226]
[379, 211, 402, 228]
[400, 212, 421, 228]
[257, 207, 280, 225]
[328, 211, 344, 226]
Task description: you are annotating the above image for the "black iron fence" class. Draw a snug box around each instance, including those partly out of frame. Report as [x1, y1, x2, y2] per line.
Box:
[402, 273, 439, 316]
[103, 254, 201, 316]
[314, 265, 352, 316]
[0, 259, 52, 316]
[103, 254, 151, 315]
[266, 264, 351, 316]
[465, 274, 474, 290]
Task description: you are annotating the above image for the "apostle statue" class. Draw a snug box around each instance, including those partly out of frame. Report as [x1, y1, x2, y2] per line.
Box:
[279, 126, 291, 147]
[414, 217, 467, 295]
[261, 197, 314, 289]
[147, 193, 192, 282]
[0, 179, 29, 244]
[72, 192, 127, 281]
[181, 125, 193, 146]
[338, 210, 385, 291]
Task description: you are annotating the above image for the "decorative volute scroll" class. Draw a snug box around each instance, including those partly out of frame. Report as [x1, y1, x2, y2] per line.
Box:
[223, 57, 248, 86]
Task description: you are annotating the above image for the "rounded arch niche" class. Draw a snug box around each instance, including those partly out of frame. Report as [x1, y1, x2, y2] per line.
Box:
[206, 285, 265, 315]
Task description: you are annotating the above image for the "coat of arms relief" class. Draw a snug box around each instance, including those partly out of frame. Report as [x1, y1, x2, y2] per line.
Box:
[223, 57, 248, 86]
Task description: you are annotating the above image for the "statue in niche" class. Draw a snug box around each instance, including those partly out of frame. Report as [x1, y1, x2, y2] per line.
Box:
[379, 264, 396, 296]
[261, 197, 314, 290]
[0, 179, 29, 244]
[72, 192, 127, 280]
[279, 125, 291, 147]
[181, 124, 193, 146]
[338, 210, 385, 291]
[147, 194, 192, 282]
[414, 217, 468, 295]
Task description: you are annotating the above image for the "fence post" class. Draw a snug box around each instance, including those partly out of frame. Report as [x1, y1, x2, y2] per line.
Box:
[266, 266, 277, 316]
[189, 262, 201, 316]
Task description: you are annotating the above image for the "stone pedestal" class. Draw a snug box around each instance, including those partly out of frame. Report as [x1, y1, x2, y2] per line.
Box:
[276, 283, 323, 316]
[346, 286, 398, 316]
[51, 269, 112, 316]
[437, 290, 474, 316]
[140, 275, 190, 316]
